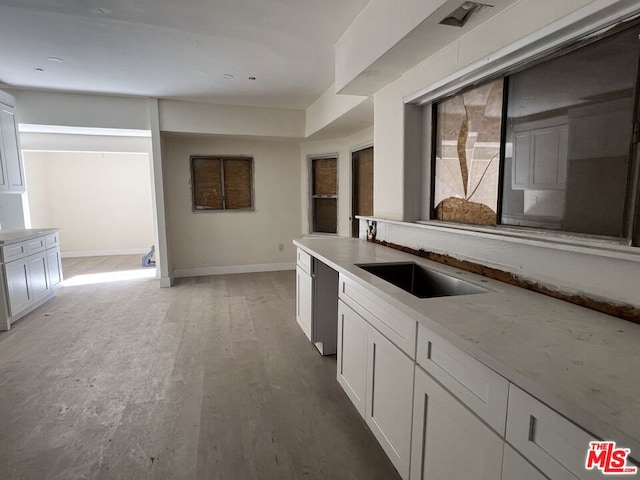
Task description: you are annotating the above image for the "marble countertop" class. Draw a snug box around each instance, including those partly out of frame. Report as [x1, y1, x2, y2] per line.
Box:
[0, 228, 58, 245]
[294, 236, 640, 456]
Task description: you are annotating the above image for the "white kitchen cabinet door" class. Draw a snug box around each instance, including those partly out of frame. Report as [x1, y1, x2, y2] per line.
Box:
[365, 325, 414, 480]
[28, 251, 50, 302]
[337, 300, 368, 417]
[5, 258, 31, 316]
[0, 106, 25, 193]
[47, 247, 63, 289]
[410, 366, 504, 480]
[503, 444, 550, 480]
[296, 265, 313, 341]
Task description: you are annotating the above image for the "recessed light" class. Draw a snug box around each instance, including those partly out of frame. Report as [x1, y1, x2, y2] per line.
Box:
[248, 76, 256, 80]
[47, 57, 64, 64]
[223, 73, 234, 79]
[34, 67, 44, 72]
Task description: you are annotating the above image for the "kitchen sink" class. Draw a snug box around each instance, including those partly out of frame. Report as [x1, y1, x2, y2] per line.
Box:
[356, 262, 489, 299]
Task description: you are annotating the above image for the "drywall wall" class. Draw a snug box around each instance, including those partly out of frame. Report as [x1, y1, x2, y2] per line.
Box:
[373, 0, 628, 221]
[158, 99, 305, 138]
[305, 83, 368, 137]
[19, 132, 152, 154]
[161, 133, 301, 276]
[23, 151, 154, 256]
[0, 194, 26, 229]
[301, 126, 373, 237]
[8, 90, 151, 130]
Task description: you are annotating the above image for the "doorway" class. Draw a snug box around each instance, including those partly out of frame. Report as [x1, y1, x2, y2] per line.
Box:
[351, 146, 374, 237]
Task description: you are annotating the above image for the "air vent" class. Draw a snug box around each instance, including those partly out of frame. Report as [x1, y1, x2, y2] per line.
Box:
[440, 1, 493, 28]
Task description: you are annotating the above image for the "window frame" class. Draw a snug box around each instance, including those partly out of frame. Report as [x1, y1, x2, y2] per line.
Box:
[421, 17, 640, 247]
[308, 154, 339, 235]
[190, 155, 255, 212]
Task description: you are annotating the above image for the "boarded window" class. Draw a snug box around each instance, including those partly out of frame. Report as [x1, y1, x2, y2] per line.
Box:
[311, 156, 337, 233]
[191, 156, 253, 211]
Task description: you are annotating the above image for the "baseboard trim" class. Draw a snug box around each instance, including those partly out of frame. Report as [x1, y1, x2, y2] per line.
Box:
[62, 248, 149, 258]
[159, 270, 175, 288]
[174, 262, 295, 278]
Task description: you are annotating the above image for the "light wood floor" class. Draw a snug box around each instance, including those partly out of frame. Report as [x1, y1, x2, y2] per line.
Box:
[0, 256, 401, 480]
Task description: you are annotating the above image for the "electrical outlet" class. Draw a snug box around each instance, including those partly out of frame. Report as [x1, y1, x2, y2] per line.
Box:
[278, 243, 284, 252]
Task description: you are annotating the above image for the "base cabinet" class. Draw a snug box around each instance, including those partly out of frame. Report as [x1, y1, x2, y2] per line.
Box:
[28, 251, 50, 302]
[337, 300, 368, 416]
[296, 265, 312, 341]
[366, 325, 414, 480]
[5, 258, 30, 316]
[503, 444, 550, 480]
[337, 299, 413, 480]
[46, 247, 63, 288]
[410, 366, 504, 480]
[1, 232, 63, 329]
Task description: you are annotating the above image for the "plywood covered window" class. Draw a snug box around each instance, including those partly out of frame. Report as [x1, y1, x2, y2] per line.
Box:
[311, 156, 337, 234]
[191, 156, 253, 211]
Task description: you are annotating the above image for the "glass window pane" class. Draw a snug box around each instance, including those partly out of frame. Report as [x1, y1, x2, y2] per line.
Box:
[223, 158, 252, 209]
[313, 158, 337, 196]
[501, 26, 640, 237]
[314, 198, 337, 233]
[434, 79, 504, 225]
[192, 158, 222, 209]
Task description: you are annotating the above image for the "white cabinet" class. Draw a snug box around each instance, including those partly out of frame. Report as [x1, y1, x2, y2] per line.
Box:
[47, 247, 63, 288]
[296, 265, 313, 341]
[411, 366, 504, 480]
[365, 325, 414, 480]
[336, 296, 414, 480]
[512, 119, 568, 191]
[1, 231, 63, 330]
[5, 257, 30, 316]
[337, 300, 368, 417]
[0, 102, 26, 193]
[503, 444, 550, 480]
[27, 251, 50, 302]
[506, 385, 601, 480]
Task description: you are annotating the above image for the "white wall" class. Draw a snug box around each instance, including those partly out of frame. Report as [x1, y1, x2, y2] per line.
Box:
[300, 126, 373, 237]
[158, 99, 305, 138]
[161, 133, 301, 276]
[24, 151, 154, 256]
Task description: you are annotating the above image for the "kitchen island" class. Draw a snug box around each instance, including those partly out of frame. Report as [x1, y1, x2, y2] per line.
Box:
[0, 228, 63, 330]
[294, 236, 640, 480]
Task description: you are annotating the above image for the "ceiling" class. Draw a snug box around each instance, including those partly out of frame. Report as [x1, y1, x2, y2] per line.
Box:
[0, 0, 369, 110]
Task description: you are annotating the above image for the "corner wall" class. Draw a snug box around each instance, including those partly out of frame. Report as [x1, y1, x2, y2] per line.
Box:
[161, 133, 302, 276]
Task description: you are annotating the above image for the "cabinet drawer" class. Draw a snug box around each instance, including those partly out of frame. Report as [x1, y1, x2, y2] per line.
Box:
[506, 385, 601, 480]
[2, 241, 27, 262]
[297, 248, 312, 274]
[416, 323, 508, 435]
[339, 274, 417, 358]
[45, 232, 59, 248]
[26, 236, 47, 254]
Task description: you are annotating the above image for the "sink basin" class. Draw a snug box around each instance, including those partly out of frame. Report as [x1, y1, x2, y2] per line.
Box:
[356, 262, 489, 299]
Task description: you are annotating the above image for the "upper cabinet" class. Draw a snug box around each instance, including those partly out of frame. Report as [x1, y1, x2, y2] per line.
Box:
[0, 91, 26, 194]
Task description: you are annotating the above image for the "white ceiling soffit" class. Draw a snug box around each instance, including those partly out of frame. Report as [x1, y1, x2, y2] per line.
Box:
[0, 0, 368, 109]
[19, 124, 151, 137]
[335, 0, 518, 96]
[305, 97, 374, 141]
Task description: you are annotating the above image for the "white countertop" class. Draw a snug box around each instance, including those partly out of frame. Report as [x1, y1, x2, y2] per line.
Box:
[0, 228, 58, 245]
[294, 236, 640, 456]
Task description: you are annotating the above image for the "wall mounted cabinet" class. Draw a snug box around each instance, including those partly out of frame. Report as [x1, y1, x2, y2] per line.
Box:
[0, 93, 26, 194]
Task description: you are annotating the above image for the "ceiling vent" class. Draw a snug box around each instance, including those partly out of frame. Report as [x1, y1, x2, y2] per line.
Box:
[440, 2, 493, 28]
